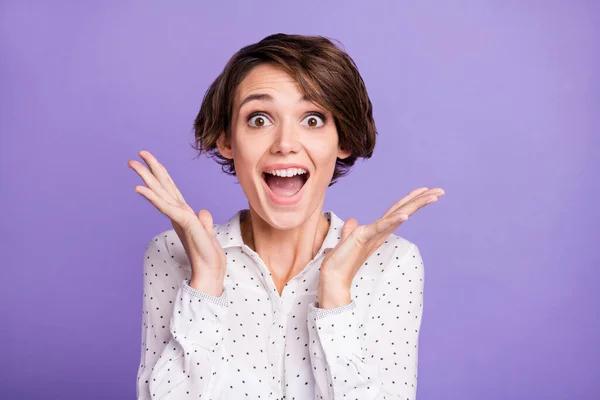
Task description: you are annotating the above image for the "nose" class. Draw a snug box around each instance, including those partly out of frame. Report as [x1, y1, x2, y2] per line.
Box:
[269, 121, 302, 155]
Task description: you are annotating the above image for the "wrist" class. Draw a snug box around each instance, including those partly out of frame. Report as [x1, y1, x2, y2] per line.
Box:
[189, 276, 224, 297]
[318, 283, 351, 309]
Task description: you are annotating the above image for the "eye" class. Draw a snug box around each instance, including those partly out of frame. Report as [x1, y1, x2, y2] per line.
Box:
[248, 113, 272, 128]
[301, 113, 326, 128]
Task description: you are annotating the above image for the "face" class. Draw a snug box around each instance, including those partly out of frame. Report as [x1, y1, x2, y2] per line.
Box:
[217, 63, 350, 230]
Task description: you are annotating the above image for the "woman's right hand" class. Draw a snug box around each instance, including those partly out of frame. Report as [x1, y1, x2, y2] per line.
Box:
[128, 150, 227, 296]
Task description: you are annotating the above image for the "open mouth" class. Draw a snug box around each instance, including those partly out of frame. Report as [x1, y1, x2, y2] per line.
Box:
[262, 168, 310, 199]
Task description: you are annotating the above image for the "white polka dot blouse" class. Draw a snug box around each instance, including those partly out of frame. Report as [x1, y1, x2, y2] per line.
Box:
[136, 210, 425, 399]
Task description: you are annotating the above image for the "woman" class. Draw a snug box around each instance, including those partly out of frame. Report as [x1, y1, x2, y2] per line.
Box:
[129, 33, 444, 400]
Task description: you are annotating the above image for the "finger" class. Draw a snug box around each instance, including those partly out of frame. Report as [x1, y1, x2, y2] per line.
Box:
[357, 212, 408, 245]
[383, 187, 429, 217]
[341, 218, 359, 242]
[197, 209, 215, 236]
[387, 187, 445, 217]
[393, 189, 444, 217]
[138, 151, 179, 199]
[139, 150, 185, 203]
[196, 210, 225, 257]
[164, 169, 186, 203]
[134, 185, 179, 218]
[376, 212, 409, 234]
[154, 157, 186, 203]
[129, 159, 177, 205]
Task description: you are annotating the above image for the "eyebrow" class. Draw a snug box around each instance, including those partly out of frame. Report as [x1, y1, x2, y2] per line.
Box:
[238, 93, 311, 112]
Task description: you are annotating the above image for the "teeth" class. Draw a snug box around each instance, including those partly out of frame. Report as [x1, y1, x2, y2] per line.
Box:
[265, 168, 307, 177]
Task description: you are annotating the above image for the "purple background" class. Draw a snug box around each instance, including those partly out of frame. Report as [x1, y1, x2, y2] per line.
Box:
[1, 1, 598, 399]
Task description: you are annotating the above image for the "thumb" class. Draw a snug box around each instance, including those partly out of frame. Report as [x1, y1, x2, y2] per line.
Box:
[341, 218, 359, 242]
[197, 209, 215, 236]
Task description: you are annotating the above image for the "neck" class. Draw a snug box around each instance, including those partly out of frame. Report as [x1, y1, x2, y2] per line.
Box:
[240, 207, 330, 292]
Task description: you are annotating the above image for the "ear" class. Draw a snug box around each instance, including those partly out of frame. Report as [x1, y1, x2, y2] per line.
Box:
[337, 146, 351, 160]
[216, 132, 233, 159]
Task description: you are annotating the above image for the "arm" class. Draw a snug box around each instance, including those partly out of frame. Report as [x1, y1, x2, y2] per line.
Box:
[136, 234, 229, 399]
[308, 243, 424, 400]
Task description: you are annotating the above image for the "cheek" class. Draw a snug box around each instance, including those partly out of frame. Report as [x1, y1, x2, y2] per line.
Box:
[306, 134, 340, 165]
[231, 132, 252, 161]
[232, 150, 253, 178]
[231, 136, 263, 179]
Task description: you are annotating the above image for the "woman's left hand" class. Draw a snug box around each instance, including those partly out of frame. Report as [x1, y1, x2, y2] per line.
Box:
[318, 187, 445, 309]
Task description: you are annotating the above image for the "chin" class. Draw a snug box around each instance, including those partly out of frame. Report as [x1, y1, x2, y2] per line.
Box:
[259, 210, 309, 231]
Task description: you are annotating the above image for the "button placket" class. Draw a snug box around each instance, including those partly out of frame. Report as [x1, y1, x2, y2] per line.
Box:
[266, 287, 284, 397]
[241, 246, 283, 397]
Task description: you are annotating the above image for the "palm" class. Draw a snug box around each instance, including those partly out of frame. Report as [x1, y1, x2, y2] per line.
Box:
[128, 150, 227, 280]
[321, 186, 445, 283]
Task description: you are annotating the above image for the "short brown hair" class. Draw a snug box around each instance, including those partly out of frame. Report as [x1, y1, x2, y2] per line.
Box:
[191, 33, 377, 185]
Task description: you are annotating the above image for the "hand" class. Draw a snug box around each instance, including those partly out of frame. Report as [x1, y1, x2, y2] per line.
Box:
[128, 150, 227, 296]
[318, 187, 445, 308]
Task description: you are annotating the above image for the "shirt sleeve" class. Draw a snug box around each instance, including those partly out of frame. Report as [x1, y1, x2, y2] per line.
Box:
[136, 234, 229, 400]
[307, 243, 424, 400]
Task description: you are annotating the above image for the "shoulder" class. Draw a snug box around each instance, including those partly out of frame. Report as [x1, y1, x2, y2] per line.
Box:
[384, 233, 418, 258]
[357, 232, 423, 277]
[144, 229, 191, 268]
[142, 229, 192, 288]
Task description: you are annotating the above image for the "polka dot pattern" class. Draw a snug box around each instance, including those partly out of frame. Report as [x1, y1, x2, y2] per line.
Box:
[136, 210, 424, 399]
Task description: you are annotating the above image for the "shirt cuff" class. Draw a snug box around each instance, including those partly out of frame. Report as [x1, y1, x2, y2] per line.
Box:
[311, 300, 356, 320]
[181, 279, 229, 307]
[170, 279, 229, 349]
[307, 300, 362, 361]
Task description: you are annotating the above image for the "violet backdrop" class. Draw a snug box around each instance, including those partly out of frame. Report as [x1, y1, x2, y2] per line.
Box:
[1, 1, 598, 399]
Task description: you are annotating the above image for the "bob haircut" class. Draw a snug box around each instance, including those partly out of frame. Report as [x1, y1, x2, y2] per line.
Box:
[192, 33, 377, 186]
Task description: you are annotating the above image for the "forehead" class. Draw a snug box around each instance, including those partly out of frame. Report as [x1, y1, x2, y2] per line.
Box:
[234, 63, 303, 104]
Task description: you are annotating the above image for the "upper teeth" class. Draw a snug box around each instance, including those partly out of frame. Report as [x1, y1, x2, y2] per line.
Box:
[265, 168, 308, 177]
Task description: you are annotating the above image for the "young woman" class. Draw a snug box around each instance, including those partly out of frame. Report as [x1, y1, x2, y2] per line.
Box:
[129, 33, 444, 400]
